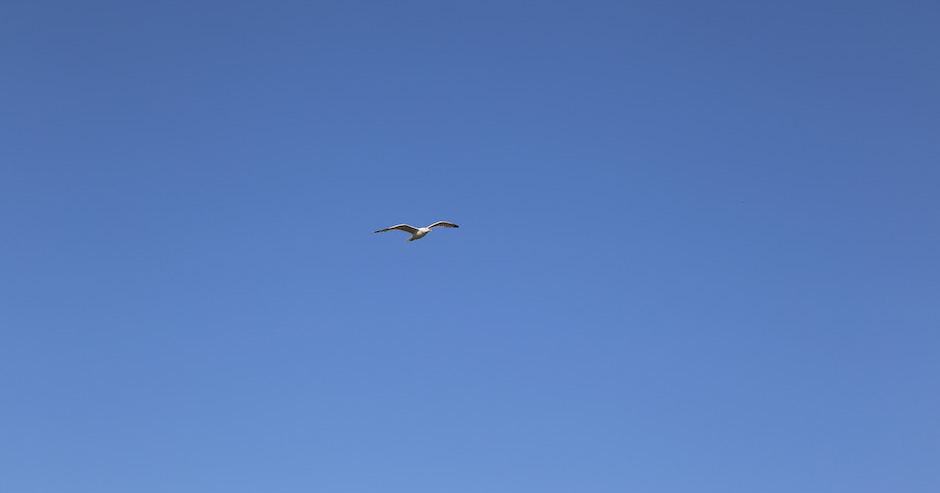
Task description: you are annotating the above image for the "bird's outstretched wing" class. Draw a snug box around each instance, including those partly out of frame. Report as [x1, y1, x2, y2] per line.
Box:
[428, 221, 459, 229]
[374, 224, 419, 234]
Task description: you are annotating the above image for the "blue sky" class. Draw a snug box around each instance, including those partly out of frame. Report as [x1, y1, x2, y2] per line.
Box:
[2, 1, 938, 492]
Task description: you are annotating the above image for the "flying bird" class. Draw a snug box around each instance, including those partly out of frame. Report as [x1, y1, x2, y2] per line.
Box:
[373, 221, 460, 241]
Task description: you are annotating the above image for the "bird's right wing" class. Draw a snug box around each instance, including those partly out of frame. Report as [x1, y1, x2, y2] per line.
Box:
[428, 221, 459, 229]
[374, 224, 419, 234]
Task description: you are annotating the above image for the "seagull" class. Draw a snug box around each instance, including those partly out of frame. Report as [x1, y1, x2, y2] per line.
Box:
[373, 221, 460, 241]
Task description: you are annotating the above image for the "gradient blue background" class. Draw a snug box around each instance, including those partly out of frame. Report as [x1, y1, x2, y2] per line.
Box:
[2, 1, 938, 492]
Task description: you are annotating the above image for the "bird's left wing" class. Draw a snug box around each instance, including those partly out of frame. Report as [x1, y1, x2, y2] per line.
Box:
[374, 224, 419, 234]
[428, 221, 459, 229]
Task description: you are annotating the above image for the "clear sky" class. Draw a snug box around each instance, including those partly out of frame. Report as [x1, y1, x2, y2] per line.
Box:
[2, 1, 938, 492]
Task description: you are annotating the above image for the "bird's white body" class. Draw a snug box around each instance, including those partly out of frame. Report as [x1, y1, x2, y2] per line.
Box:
[410, 227, 432, 241]
[373, 221, 459, 241]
